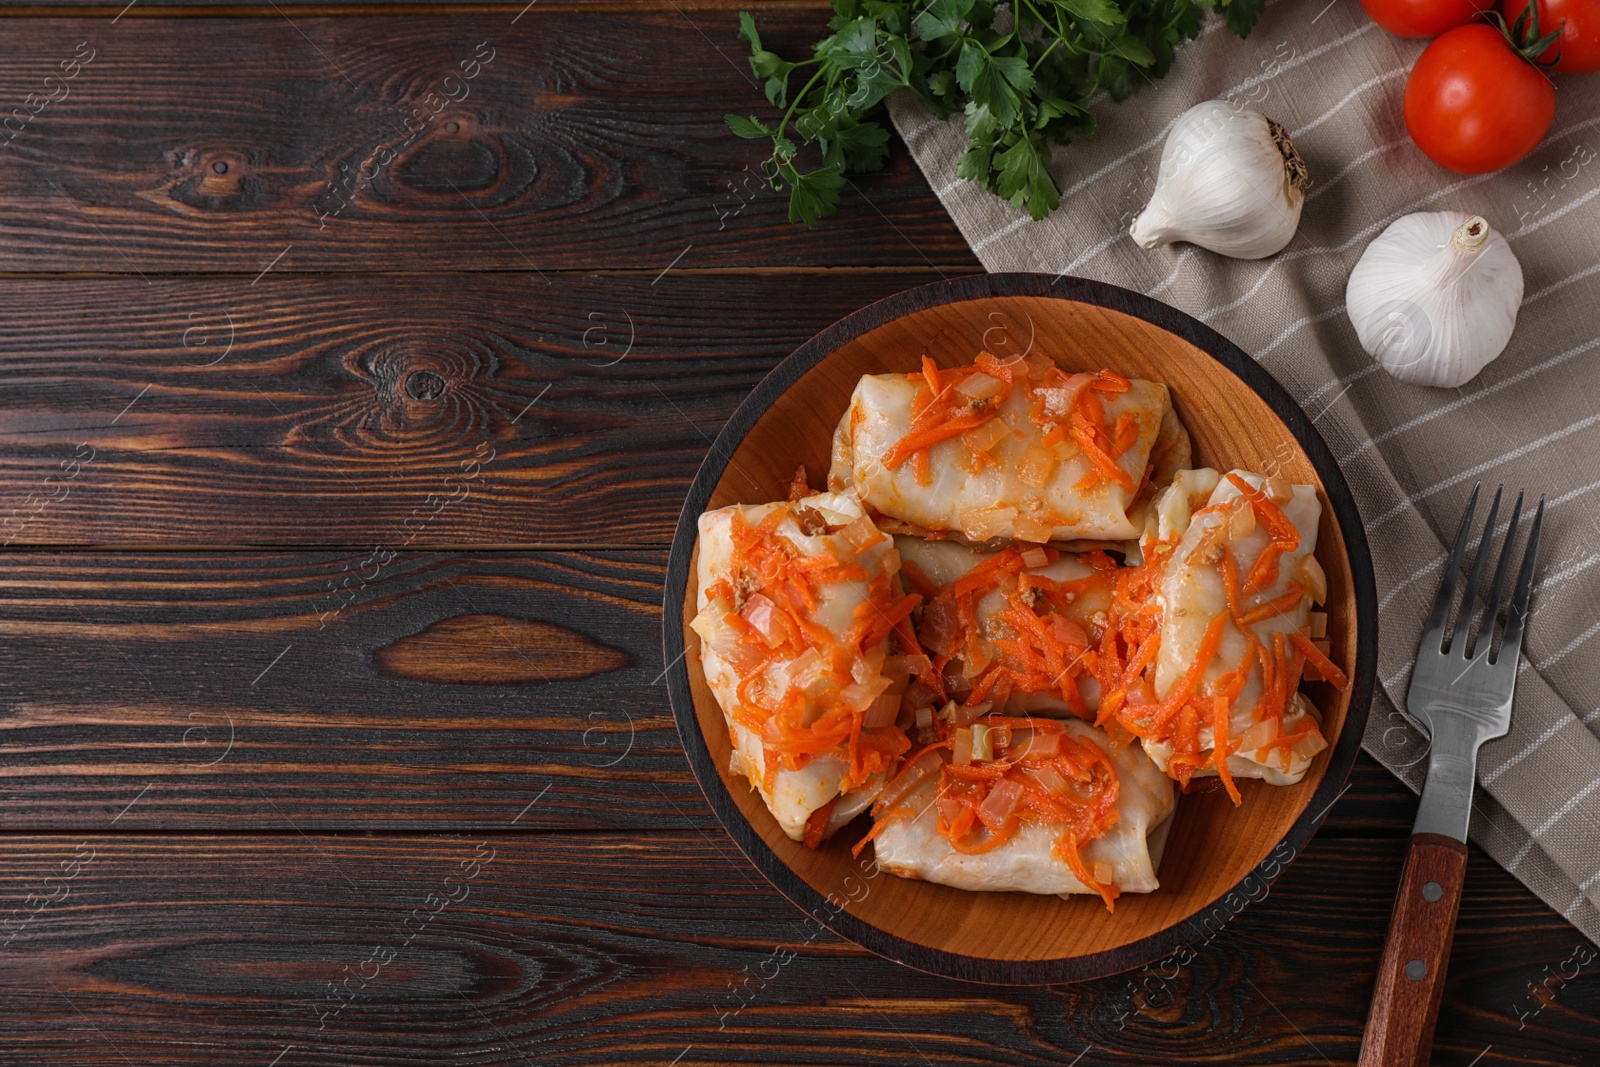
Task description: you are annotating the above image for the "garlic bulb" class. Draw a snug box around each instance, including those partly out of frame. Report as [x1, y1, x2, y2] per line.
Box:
[1345, 212, 1523, 389]
[1130, 101, 1310, 260]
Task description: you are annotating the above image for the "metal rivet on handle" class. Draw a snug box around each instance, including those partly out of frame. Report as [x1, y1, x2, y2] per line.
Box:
[1406, 959, 1428, 981]
[1423, 881, 1443, 902]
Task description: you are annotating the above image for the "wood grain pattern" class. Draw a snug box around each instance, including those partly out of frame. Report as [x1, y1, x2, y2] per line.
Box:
[0, 273, 975, 547]
[373, 614, 630, 684]
[667, 274, 1376, 981]
[0, 12, 975, 272]
[1359, 832, 1469, 1067]
[0, 546, 1414, 832]
[0, 835, 1593, 1066]
[0, 549, 707, 828]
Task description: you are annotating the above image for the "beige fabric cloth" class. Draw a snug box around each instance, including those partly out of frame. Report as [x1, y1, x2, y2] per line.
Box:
[887, 0, 1600, 941]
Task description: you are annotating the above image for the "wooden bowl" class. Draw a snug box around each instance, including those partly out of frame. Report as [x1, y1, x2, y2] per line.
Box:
[663, 274, 1377, 983]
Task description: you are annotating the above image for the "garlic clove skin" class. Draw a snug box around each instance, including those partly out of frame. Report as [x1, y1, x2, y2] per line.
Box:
[1345, 211, 1523, 389]
[1130, 101, 1310, 261]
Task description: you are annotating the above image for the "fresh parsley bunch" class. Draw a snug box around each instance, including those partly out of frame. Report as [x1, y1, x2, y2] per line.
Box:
[726, 0, 1264, 225]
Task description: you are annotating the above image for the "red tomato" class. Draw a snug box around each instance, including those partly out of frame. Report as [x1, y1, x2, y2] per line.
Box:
[1359, 0, 1494, 37]
[1404, 24, 1556, 173]
[1502, 0, 1600, 71]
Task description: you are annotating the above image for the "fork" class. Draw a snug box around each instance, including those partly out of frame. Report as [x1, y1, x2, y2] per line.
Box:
[1359, 483, 1544, 1067]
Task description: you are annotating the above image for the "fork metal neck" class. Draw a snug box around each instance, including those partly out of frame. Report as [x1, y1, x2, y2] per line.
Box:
[1412, 714, 1484, 843]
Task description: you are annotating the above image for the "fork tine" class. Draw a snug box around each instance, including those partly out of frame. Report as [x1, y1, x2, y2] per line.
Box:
[1480, 489, 1523, 660]
[1497, 495, 1545, 663]
[1424, 482, 1480, 651]
[1458, 485, 1502, 656]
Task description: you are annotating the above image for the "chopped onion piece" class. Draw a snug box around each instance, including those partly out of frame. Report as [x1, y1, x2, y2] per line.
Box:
[1049, 613, 1091, 651]
[1020, 546, 1050, 570]
[738, 593, 782, 647]
[693, 601, 769, 675]
[884, 654, 931, 683]
[876, 748, 945, 813]
[1228, 498, 1256, 541]
[1022, 352, 1055, 378]
[1010, 730, 1060, 760]
[1237, 719, 1277, 753]
[956, 371, 1005, 400]
[905, 680, 941, 710]
[1264, 475, 1294, 503]
[1093, 861, 1114, 886]
[962, 417, 1011, 453]
[1017, 446, 1057, 489]
[978, 778, 1023, 825]
[970, 723, 993, 763]
[936, 795, 963, 827]
[1013, 516, 1055, 544]
[839, 515, 882, 550]
[1040, 372, 1096, 416]
[1023, 763, 1071, 795]
[914, 705, 934, 730]
[959, 505, 1018, 542]
[841, 675, 891, 713]
[785, 646, 822, 685]
[953, 727, 974, 766]
[954, 701, 992, 726]
[1309, 611, 1328, 639]
[1301, 553, 1328, 605]
[917, 599, 961, 657]
[862, 691, 899, 729]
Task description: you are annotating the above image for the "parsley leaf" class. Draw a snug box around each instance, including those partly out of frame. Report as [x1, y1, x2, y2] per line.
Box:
[725, 114, 771, 139]
[732, 0, 1263, 225]
[1221, 0, 1268, 37]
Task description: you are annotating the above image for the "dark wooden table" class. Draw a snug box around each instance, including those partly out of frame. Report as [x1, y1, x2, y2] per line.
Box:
[0, 3, 1595, 1063]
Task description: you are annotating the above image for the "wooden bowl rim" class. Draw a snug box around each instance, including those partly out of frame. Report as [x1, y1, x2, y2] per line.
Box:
[662, 272, 1378, 984]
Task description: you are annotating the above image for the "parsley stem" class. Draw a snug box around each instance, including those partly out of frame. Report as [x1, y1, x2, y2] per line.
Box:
[776, 64, 828, 139]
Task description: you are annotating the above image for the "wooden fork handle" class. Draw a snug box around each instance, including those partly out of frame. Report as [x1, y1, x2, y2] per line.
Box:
[1359, 832, 1468, 1067]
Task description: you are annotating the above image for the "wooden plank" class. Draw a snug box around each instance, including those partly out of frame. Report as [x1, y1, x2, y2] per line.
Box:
[0, 549, 709, 829]
[0, 272, 976, 547]
[0, 547, 1415, 832]
[0, 12, 976, 272]
[0, 834, 1591, 1065]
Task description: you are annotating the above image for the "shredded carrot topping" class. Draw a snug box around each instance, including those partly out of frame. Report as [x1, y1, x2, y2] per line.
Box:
[1291, 630, 1348, 691]
[803, 798, 836, 850]
[870, 713, 1123, 909]
[1098, 476, 1349, 803]
[881, 355, 1147, 494]
[709, 506, 911, 806]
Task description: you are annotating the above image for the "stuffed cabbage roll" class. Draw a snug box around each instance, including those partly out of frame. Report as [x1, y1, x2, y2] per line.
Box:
[1112, 470, 1349, 798]
[895, 535, 1115, 719]
[692, 491, 920, 844]
[829, 354, 1179, 543]
[863, 716, 1176, 908]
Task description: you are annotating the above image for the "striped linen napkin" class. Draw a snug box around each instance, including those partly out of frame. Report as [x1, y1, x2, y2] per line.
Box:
[886, 0, 1600, 940]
